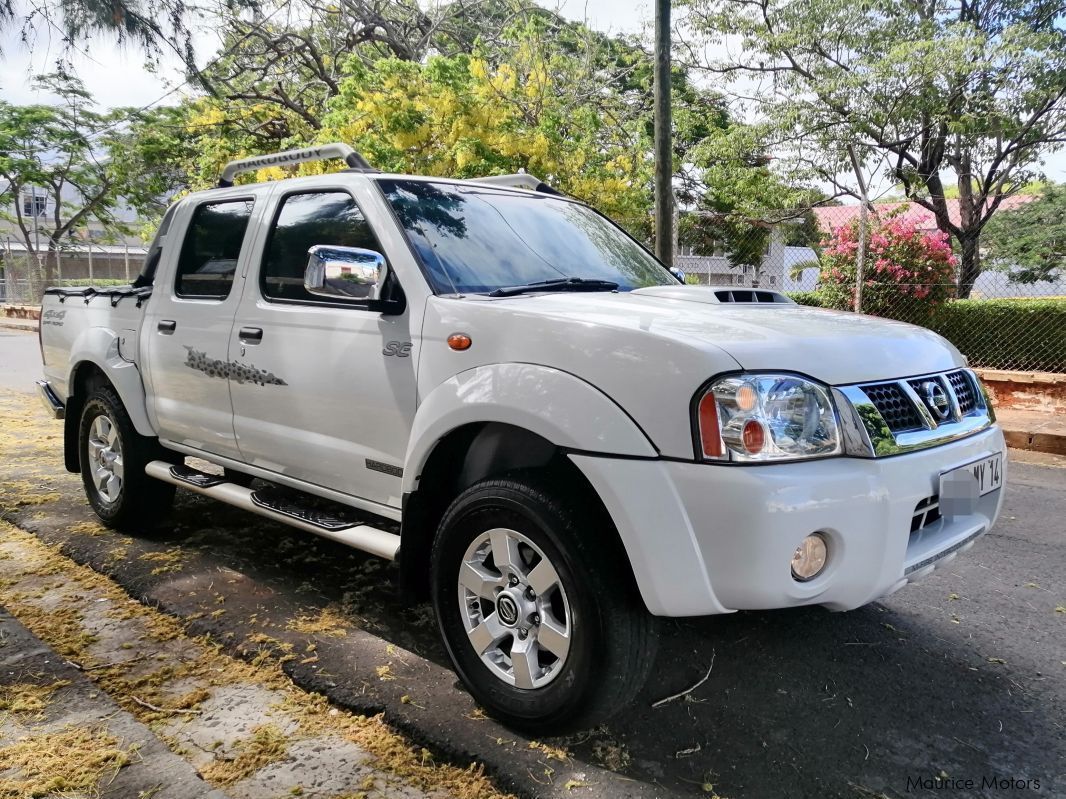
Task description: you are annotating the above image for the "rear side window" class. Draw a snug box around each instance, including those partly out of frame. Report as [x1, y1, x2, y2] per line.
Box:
[175, 199, 254, 299]
[261, 191, 384, 303]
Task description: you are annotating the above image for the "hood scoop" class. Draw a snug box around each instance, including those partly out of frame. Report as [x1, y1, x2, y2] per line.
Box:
[632, 285, 793, 305]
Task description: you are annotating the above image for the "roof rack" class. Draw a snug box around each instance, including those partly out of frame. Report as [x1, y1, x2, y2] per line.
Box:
[471, 173, 564, 196]
[218, 143, 376, 188]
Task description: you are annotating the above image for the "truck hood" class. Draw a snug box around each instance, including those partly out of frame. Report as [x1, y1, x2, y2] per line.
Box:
[490, 287, 963, 385]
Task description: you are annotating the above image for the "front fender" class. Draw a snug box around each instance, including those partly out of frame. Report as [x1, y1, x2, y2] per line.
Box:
[403, 363, 656, 494]
[67, 327, 154, 437]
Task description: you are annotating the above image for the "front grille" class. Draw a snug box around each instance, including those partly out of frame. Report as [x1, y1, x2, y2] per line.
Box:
[861, 382, 924, 432]
[946, 370, 976, 415]
[842, 369, 992, 457]
[911, 495, 942, 533]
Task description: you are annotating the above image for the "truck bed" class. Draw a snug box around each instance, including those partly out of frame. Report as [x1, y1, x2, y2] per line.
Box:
[40, 286, 152, 397]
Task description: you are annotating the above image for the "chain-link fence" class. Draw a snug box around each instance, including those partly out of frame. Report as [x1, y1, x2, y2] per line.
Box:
[0, 239, 146, 305]
[676, 202, 1066, 374]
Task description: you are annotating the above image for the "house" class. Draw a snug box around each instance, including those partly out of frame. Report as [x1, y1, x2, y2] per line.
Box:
[811, 195, 1035, 235]
[675, 226, 790, 289]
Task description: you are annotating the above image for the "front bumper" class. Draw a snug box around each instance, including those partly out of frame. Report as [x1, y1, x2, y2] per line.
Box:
[570, 424, 1006, 617]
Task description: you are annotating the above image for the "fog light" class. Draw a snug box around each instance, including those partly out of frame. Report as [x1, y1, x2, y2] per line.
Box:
[791, 534, 828, 581]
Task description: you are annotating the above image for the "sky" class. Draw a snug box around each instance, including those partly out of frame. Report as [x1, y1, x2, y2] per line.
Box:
[0, 0, 650, 109]
[2, 0, 1064, 195]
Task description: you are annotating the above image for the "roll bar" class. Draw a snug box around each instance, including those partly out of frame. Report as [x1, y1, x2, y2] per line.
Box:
[472, 173, 563, 195]
[218, 143, 375, 187]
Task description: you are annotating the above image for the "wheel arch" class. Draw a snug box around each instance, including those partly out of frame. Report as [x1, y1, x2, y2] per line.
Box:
[63, 354, 153, 473]
[399, 421, 642, 606]
[398, 364, 659, 603]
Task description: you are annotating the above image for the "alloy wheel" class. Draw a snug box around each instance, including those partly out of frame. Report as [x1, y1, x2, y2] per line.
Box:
[87, 414, 124, 504]
[457, 527, 572, 689]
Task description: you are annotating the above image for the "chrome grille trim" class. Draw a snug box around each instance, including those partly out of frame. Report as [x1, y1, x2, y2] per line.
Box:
[836, 368, 994, 457]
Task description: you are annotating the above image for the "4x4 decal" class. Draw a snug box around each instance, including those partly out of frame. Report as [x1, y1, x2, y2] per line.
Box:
[183, 347, 287, 386]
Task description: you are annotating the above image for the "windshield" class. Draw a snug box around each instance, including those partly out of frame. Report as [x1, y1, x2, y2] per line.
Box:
[376, 179, 677, 295]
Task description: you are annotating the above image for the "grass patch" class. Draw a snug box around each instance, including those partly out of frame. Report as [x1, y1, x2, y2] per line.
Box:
[200, 723, 289, 785]
[0, 725, 134, 796]
[285, 606, 349, 638]
[0, 680, 68, 719]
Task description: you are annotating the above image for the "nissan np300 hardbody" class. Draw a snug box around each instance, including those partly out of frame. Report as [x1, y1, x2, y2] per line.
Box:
[37, 143, 1006, 732]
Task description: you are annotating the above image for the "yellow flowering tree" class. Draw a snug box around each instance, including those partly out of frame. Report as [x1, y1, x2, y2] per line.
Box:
[318, 28, 652, 232]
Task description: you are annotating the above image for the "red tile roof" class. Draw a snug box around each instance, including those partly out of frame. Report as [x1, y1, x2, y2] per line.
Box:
[812, 195, 1036, 232]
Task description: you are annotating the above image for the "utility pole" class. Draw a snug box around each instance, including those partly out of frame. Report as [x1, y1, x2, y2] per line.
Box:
[654, 0, 673, 267]
[847, 145, 870, 314]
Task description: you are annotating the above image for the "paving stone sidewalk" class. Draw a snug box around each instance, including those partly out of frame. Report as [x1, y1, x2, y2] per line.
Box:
[0, 607, 231, 798]
[0, 524, 494, 799]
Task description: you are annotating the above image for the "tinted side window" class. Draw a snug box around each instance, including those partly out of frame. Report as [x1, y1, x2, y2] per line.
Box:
[262, 191, 384, 303]
[174, 200, 254, 299]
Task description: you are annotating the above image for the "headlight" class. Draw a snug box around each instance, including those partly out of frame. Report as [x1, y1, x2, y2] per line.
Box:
[695, 373, 841, 462]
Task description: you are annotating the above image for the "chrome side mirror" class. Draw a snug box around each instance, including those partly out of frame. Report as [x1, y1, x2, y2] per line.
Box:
[305, 245, 388, 301]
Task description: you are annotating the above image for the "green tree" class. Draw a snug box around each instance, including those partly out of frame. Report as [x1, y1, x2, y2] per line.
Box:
[983, 186, 1066, 284]
[677, 124, 826, 283]
[317, 23, 655, 231]
[136, 14, 737, 239]
[684, 0, 1066, 297]
[0, 75, 136, 292]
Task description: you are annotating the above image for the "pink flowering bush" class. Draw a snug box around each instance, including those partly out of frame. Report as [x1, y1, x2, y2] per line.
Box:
[818, 214, 958, 323]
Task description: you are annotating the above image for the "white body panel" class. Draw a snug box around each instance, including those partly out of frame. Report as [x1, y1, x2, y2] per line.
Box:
[40, 293, 154, 436]
[37, 170, 1007, 619]
[404, 362, 658, 495]
[140, 187, 272, 460]
[226, 177, 429, 509]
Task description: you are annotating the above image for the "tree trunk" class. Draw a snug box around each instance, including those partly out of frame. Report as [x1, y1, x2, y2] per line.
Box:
[957, 234, 980, 299]
[44, 241, 57, 288]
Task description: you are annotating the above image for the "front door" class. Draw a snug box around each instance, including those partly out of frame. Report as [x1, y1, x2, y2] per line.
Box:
[142, 195, 258, 460]
[228, 188, 417, 510]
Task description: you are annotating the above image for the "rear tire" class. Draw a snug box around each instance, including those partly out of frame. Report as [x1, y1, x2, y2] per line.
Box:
[79, 385, 175, 531]
[431, 472, 657, 733]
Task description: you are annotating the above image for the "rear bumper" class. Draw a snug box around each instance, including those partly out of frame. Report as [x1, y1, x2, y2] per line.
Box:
[570, 425, 1006, 617]
[36, 380, 65, 420]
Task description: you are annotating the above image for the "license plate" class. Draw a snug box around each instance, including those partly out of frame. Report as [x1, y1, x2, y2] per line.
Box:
[939, 453, 1003, 517]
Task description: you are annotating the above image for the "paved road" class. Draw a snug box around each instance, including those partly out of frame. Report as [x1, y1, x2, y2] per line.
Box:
[0, 329, 41, 392]
[1, 329, 1063, 798]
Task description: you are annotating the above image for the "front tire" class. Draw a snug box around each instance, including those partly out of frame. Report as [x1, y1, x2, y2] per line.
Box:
[431, 473, 657, 733]
[79, 385, 175, 531]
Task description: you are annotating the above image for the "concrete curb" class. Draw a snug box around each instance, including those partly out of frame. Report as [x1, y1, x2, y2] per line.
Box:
[130, 568, 675, 799]
[997, 409, 1066, 456]
[0, 318, 38, 333]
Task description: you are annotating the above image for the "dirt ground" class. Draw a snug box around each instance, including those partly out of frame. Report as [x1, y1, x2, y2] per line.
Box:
[1, 378, 1063, 798]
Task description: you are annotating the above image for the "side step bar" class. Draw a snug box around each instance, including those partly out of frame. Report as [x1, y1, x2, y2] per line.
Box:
[145, 461, 401, 561]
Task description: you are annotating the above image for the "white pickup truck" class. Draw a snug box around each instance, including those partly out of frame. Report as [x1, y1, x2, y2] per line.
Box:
[38, 143, 1005, 731]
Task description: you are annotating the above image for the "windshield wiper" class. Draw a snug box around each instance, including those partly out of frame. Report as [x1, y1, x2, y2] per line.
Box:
[488, 277, 619, 298]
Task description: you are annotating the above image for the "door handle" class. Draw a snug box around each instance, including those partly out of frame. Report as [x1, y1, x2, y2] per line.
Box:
[157, 319, 176, 334]
[239, 327, 263, 344]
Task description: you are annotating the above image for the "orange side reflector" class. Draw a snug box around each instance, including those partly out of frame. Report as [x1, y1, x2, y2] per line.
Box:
[447, 333, 472, 351]
[698, 393, 722, 457]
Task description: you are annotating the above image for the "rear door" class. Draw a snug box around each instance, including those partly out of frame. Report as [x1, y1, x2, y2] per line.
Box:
[141, 194, 260, 459]
[227, 184, 418, 510]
